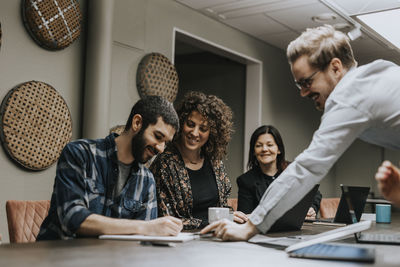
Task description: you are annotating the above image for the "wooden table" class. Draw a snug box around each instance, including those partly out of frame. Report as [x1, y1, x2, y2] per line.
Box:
[1, 215, 400, 267]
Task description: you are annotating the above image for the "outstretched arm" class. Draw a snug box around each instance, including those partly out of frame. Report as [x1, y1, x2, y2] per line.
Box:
[77, 214, 182, 236]
[375, 161, 400, 207]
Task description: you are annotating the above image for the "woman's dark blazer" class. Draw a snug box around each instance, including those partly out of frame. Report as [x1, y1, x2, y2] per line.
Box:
[237, 166, 322, 214]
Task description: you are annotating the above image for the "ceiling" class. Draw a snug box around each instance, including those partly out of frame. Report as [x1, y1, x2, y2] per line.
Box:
[175, 0, 400, 65]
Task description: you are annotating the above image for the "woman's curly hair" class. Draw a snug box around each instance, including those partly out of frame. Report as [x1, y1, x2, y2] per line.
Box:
[175, 91, 233, 161]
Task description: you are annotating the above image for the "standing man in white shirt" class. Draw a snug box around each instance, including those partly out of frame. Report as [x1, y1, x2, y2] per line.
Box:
[201, 24, 400, 240]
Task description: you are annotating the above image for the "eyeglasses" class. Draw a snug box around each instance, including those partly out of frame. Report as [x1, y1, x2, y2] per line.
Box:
[294, 70, 319, 90]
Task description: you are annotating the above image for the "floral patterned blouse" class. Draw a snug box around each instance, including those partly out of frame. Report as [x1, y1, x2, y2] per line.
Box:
[150, 145, 231, 230]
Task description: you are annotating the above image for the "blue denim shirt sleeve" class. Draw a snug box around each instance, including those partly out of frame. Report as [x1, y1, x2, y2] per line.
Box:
[54, 143, 93, 235]
[144, 170, 158, 220]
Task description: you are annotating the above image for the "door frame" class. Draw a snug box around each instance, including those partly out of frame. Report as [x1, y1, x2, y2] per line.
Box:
[172, 28, 262, 172]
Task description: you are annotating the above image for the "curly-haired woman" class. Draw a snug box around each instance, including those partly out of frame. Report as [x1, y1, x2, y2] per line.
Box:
[150, 91, 247, 230]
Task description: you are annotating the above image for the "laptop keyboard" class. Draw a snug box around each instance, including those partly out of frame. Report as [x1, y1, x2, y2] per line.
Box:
[360, 233, 400, 243]
[289, 243, 375, 262]
[296, 243, 341, 255]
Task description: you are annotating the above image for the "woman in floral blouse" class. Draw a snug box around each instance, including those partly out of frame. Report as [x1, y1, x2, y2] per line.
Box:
[150, 91, 247, 230]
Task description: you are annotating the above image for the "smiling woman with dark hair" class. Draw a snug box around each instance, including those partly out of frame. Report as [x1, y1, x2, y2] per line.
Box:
[150, 91, 247, 230]
[237, 125, 322, 217]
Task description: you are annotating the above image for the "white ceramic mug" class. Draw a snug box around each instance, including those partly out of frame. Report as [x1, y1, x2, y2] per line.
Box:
[208, 207, 230, 223]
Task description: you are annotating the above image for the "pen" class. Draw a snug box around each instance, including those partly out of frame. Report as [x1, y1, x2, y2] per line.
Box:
[192, 231, 215, 238]
[166, 203, 173, 216]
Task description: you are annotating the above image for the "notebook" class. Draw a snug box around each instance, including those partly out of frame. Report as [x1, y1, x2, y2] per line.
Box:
[99, 232, 197, 243]
[267, 184, 319, 233]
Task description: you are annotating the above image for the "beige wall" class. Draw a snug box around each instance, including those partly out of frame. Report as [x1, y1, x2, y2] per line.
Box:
[109, 0, 333, 198]
[0, 0, 87, 243]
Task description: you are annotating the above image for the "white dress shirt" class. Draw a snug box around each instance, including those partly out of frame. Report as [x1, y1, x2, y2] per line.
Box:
[250, 60, 400, 233]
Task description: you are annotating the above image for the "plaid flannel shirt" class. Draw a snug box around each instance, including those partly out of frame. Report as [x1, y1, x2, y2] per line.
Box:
[37, 133, 157, 240]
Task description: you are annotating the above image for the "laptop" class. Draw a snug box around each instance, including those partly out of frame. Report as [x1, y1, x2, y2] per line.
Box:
[268, 185, 319, 233]
[287, 242, 375, 262]
[285, 220, 375, 263]
[341, 185, 400, 245]
[250, 220, 372, 250]
[355, 232, 400, 245]
[311, 185, 369, 225]
[250, 220, 375, 262]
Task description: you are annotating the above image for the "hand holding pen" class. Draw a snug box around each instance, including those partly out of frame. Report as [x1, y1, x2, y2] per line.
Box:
[166, 203, 173, 216]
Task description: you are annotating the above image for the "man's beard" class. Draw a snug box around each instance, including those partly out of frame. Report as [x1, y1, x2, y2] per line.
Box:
[131, 128, 156, 163]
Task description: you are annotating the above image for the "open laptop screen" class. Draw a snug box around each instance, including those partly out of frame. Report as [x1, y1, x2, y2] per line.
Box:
[340, 185, 359, 224]
[334, 185, 370, 224]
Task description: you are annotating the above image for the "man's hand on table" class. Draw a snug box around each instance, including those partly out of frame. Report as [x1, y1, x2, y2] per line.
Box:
[200, 219, 259, 241]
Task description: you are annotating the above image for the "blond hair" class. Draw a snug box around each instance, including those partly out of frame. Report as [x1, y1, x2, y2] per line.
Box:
[287, 25, 357, 70]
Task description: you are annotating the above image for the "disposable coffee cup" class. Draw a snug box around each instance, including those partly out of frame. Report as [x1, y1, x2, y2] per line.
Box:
[376, 204, 391, 223]
[208, 207, 230, 224]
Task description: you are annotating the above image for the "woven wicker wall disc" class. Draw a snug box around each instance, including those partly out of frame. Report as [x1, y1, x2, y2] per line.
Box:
[0, 81, 72, 170]
[21, 0, 82, 50]
[137, 53, 179, 102]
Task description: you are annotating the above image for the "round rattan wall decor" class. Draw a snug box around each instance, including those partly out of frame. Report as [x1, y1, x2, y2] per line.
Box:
[136, 53, 179, 102]
[0, 81, 72, 170]
[21, 0, 82, 50]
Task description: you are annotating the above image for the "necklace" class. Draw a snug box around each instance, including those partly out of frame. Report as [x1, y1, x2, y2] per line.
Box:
[178, 146, 202, 165]
[183, 154, 202, 164]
